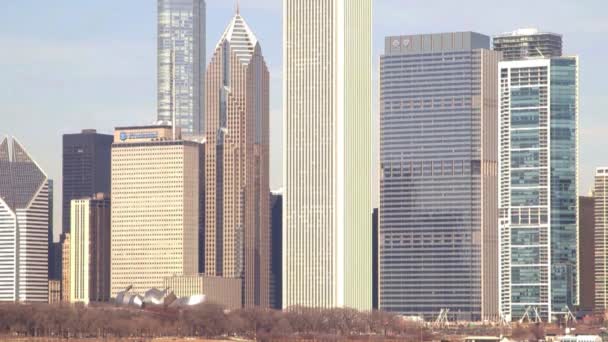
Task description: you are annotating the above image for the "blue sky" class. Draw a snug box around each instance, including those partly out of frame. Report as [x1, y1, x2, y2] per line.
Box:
[1, 0, 606, 238]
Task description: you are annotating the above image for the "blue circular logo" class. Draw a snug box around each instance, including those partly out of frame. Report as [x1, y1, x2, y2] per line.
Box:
[120, 132, 127, 141]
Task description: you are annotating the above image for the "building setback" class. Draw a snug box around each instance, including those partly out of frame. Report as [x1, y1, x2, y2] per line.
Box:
[0, 137, 50, 303]
[157, 0, 206, 136]
[205, 11, 270, 308]
[498, 55, 578, 322]
[579, 195, 595, 313]
[111, 126, 201, 296]
[62, 129, 113, 235]
[70, 194, 111, 304]
[595, 168, 608, 313]
[379, 32, 500, 321]
[283, 0, 372, 310]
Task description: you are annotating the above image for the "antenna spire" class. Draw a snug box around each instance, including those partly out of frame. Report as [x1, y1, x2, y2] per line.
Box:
[235, 0, 240, 15]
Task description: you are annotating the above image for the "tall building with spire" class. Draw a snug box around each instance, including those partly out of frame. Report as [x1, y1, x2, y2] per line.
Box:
[0, 137, 50, 302]
[157, 0, 206, 136]
[283, 0, 373, 310]
[204, 10, 270, 308]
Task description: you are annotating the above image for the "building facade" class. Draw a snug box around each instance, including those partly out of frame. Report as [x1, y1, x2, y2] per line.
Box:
[379, 32, 500, 320]
[270, 190, 282, 309]
[283, 0, 372, 310]
[498, 56, 578, 322]
[48, 280, 61, 304]
[579, 195, 595, 313]
[595, 168, 608, 313]
[205, 12, 270, 308]
[110, 126, 200, 296]
[0, 137, 49, 302]
[61, 233, 70, 302]
[70, 194, 111, 304]
[164, 274, 241, 309]
[62, 129, 113, 235]
[157, 0, 206, 136]
[493, 29, 562, 61]
[372, 208, 378, 310]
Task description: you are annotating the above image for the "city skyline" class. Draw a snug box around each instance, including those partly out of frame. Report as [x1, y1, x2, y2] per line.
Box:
[2, 0, 607, 240]
[2, 0, 608, 328]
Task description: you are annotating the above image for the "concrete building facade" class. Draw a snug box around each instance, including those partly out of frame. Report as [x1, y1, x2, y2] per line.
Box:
[157, 0, 206, 136]
[205, 12, 270, 308]
[379, 32, 501, 320]
[0, 137, 50, 303]
[111, 126, 200, 296]
[283, 0, 373, 310]
[70, 194, 111, 304]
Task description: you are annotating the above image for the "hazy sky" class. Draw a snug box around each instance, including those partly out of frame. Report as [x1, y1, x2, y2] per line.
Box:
[1, 0, 606, 239]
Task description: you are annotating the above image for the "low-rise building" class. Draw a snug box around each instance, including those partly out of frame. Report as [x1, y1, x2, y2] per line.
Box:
[164, 274, 241, 310]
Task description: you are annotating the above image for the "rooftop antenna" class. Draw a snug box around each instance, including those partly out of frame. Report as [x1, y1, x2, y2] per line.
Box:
[235, 0, 240, 15]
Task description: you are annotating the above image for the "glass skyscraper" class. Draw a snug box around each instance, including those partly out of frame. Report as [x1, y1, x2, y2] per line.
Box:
[497, 56, 578, 322]
[379, 32, 500, 320]
[157, 0, 206, 136]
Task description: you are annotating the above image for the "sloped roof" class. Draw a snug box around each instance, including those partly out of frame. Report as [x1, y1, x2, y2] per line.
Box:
[0, 137, 47, 211]
[215, 13, 259, 65]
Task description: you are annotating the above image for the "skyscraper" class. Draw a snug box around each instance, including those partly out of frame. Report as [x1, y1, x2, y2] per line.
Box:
[493, 29, 562, 61]
[595, 168, 608, 313]
[157, 0, 206, 136]
[205, 11, 270, 308]
[497, 51, 578, 321]
[62, 129, 113, 234]
[110, 125, 200, 296]
[283, 0, 372, 310]
[0, 137, 49, 302]
[379, 32, 500, 320]
[70, 194, 111, 304]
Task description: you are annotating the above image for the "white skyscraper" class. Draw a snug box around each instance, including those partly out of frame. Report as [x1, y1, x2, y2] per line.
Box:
[0, 137, 49, 303]
[157, 0, 206, 136]
[282, 0, 372, 310]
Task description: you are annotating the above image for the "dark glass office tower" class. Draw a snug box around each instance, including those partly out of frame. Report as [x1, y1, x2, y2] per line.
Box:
[379, 32, 501, 320]
[579, 196, 595, 314]
[270, 191, 282, 310]
[62, 130, 113, 234]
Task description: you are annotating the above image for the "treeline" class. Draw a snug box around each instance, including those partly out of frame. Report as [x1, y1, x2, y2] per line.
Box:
[0, 303, 436, 340]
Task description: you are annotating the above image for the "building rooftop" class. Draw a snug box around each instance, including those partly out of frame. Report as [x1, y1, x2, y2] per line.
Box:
[495, 28, 562, 38]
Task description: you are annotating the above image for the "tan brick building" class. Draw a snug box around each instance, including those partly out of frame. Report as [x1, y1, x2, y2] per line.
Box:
[110, 126, 201, 297]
